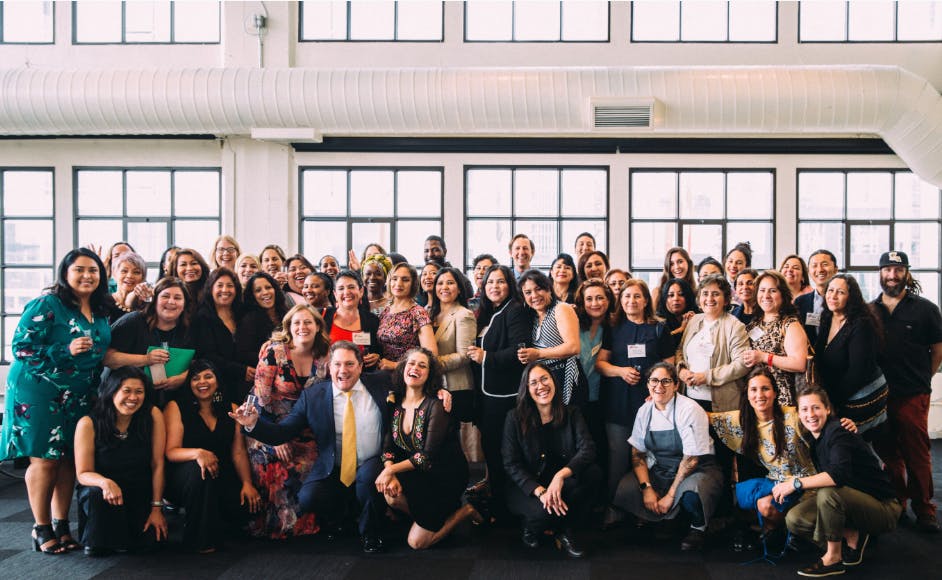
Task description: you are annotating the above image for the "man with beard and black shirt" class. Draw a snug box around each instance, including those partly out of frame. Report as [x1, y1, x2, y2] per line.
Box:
[871, 251, 942, 533]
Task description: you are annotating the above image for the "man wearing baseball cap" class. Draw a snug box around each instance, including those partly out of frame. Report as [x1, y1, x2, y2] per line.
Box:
[871, 250, 942, 533]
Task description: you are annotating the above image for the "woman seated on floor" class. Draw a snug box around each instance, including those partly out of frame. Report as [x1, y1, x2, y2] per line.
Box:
[502, 362, 600, 559]
[612, 362, 723, 552]
[777, 386, 901, 578]
[374, 348, 482, 549]
[74, 366, 167, 557]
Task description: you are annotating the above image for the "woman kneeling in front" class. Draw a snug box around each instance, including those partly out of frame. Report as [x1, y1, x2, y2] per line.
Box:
[777, 386, 901, 578]
[612, 362, 723, 551]
[502, 362, 600, 558]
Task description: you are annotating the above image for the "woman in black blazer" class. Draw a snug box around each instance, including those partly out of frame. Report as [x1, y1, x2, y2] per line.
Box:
[193, 268, 252, 402]
[467, 265, 530, 520]
[502, 361, 599, 558]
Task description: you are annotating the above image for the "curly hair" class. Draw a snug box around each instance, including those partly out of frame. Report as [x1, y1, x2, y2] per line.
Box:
[391, 348, 444, 401]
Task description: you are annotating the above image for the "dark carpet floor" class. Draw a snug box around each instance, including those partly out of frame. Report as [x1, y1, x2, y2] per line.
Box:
[2, 443, 941, 579]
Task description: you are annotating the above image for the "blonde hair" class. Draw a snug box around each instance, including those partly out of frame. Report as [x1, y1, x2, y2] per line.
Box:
[272, 304, 331, 359]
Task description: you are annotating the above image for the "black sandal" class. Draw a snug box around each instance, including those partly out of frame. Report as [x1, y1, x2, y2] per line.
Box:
[52, 518, 81, 551]
[32, 523, 65, 555]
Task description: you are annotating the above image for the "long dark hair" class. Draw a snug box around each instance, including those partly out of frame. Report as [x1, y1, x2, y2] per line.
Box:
[91, 366, 154, 446]
[143, 277, 191, 331]
[244, 271, 289, 320]
[198, 267, 243, 317]
[517, 269, 556, 311]
[754, 269, 799, 318]
[391, 347, 444, 401]
[48, 248, 113, 316]
[656, 277, 697, 320]
[658, 247, 697, 293]
[514, 361, 565, 436]
[179, 359, 230, 412]
[821, 273, 884, 348]
[550, 253, 580, 303]
[429, 267, 470, 321]
[171, 248, 210, 303]
[575, 278, 614, 331]
[477, 265, 520, 331]
[740, 366, 786, 462]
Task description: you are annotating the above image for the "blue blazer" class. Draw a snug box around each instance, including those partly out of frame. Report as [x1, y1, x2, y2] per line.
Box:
[248, 373, 391, 481]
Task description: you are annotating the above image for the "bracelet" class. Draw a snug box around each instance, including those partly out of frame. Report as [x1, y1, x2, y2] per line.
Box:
[767, 353, 774, 367]
[537, 488, 547, 498]
[151, 501, 163, 508]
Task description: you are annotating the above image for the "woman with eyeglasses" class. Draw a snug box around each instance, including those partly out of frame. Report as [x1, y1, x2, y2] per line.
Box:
[209, 236, 241, 272]
[612, 363, 723, 552]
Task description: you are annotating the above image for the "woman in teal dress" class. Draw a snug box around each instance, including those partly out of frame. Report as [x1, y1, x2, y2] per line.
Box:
[1, 248, 113, 554]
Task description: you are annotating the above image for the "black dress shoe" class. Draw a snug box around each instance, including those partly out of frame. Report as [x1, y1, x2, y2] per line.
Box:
[842, 533, 869, 566]
[554, 530, 585, 559]
[521, 528, 540, 549]
[797, 558, 845, 577]
[361, 534, 385, 554]
[84, 546, 113, 558]
[680, 528, 705, 551]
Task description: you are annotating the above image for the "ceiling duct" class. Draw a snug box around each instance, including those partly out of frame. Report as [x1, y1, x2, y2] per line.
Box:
[0, 66, 939, 186]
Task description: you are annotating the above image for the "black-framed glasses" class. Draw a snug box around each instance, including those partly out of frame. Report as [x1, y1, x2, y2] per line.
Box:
[216, 247, 238, 255]
[647, 378, 675, 388]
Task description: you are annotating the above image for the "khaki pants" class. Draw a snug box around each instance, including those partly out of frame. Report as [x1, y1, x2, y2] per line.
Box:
[785, 486, 902, 545]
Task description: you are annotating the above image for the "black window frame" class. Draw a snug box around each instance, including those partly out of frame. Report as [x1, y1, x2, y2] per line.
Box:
[0, 0, 55, 44]
[299, 0, 445, 43]
[464, 0, 611, 43]
[71, 0, 221, 45]
[798, 0, 942, 43]
[630, 0, 779, 44]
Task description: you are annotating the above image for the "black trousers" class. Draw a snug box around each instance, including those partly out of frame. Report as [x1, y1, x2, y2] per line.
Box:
[297, 456, 385, 536]
[479, 396, 516, 514]
[77, 484, 158, 552]
[506, 464, 603, 532]
[166, 461, 247, 551]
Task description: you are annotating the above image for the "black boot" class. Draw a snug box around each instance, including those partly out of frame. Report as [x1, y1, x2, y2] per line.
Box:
[554, 529, 586, 559]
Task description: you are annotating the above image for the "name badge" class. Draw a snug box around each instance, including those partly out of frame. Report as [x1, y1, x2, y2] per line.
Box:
[748, 326, 765, 342]
[805, 312, 821, 327]
[591, 342, 602, 357]
[627, 343, 646, 358]
[352, 332, 371, 346]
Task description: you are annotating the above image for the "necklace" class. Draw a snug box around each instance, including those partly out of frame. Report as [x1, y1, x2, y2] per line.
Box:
[114, 430, 129, 440]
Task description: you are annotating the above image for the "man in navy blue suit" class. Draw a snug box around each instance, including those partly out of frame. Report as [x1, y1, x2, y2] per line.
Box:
[231, 340, 391, 553]
[795, 249, 839, 345]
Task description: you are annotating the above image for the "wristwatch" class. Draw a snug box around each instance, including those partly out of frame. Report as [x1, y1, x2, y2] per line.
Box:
[639, 481, 650, 490]
[793, 477, 803, 491]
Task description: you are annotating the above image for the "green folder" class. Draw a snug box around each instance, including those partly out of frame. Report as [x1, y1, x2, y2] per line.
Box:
[143, 346, 196, 379]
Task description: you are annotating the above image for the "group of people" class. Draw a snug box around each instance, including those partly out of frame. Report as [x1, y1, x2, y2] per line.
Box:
[1, 232, 940, 577]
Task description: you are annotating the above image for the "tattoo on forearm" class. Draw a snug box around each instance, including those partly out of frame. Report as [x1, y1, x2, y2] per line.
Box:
[631, 448, 646, 468]
[671, 455, 699, 490]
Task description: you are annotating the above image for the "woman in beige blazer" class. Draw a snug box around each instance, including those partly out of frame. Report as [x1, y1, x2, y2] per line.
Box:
[429, 267, 481, 461]
[675, 274, 750, 413]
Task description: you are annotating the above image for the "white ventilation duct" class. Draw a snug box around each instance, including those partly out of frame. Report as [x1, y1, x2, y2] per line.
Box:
[0, 66, 940, 186]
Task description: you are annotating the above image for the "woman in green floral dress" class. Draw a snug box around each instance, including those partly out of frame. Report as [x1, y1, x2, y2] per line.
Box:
[1, 248, 112, 554]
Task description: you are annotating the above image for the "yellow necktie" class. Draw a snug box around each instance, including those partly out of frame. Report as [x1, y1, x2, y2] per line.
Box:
[340, 390, 357, 487]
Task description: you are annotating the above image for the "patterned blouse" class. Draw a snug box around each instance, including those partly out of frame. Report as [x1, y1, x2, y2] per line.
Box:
[745, 315, 801, 407]
[709, 406, 815, 482]
[377, 303, 432, 362]
[381, 396, 450, 471]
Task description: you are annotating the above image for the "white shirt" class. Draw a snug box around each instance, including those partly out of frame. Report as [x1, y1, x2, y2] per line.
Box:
[332, 380, 383, 466]
[628, 394, 714, 457]
[685, 320, 717, 401]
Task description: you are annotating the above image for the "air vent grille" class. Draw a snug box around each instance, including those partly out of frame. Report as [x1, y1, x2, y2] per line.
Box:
[593, 104, 653, 128]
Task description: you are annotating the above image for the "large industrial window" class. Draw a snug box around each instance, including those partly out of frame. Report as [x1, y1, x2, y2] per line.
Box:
[73, 0, 220, 44]
[465, 1, 609, 42]
[300, 168, 443, 267]
[631, 1, 777, 42]
[464, 166, 609, 270]
[1, 169, 55, 363]
[74, 168, 221, 277]
[301, 1, 444, 41]
[629, 169, 775, 289]
[799, 1, 942, 42]
[797, 170, 941, 304]
[0, 1, 54, 43]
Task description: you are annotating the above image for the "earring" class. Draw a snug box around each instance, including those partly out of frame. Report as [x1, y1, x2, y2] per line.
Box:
[212, 391, 223, 403]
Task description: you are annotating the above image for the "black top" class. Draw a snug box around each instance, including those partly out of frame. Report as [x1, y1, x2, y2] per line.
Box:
[94, 426, 152, 493]
[235, 309, 278, 368]
[178, 401, 235, 465]
[193, 305, 247, 399]
[872, 292, 942, 396]
[475, 300, 530, 398]
[808, 417, 895, 501]
[502, 406, 596, 496]
[600, 319, 673, 426]
[814, 316, 883, 409]
[730, 304, 758, 327]
[382, 396, 462, 472]
[110, 310, 193, 356]
[321, 307, 383, 360]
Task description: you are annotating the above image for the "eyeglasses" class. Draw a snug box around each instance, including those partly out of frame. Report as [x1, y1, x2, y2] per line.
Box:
[647, 378, 675, 388]
[528, 375, 552, 389]
[216, 247, 238, 255]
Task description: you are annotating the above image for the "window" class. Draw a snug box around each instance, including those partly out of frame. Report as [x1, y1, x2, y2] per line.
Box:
[300, 0, 443, 41]
[630, 169, 775, 289]
[1, 169, 55, 363]
[631, 1, 777, 42]
[797, 170, 941, 304]
[73, 0, 220, 44]
[465, 1, 609, 42]
[301, 168, 443, 266]
[800, 1, 942, 42]
[74, 168, 221, 277]
[465, 166, 608, 270]
[1, 1, 54, 43]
